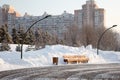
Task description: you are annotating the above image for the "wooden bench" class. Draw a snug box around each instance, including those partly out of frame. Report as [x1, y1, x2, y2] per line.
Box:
[63, 55, 89, 64]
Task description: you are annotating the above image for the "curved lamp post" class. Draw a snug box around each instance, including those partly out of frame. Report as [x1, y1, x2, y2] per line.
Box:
[97, 25, 117, 55]
[20, 15, 51, 59]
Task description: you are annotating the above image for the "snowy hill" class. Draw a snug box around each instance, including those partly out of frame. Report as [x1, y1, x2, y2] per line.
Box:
[0, 44, 120, 71]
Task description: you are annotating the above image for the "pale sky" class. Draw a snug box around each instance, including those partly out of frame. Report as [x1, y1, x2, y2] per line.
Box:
[0, 0, 120, 29]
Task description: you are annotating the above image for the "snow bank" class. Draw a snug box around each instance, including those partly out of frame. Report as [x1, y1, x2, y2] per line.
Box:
[0, 44, 120, 71]
[0, 58, 4, 64]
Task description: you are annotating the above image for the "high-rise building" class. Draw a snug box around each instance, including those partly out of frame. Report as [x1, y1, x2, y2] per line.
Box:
[0, 4, 21, 33]
[74, 0, 105, 28]
[2, 4, 9, 25]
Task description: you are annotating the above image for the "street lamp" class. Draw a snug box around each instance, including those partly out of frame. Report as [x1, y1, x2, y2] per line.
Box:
[97, 25, 117, 55]
[20, 15, 51, 59]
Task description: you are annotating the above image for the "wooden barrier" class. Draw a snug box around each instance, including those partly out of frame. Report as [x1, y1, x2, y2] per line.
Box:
[53, 57, 58, 65]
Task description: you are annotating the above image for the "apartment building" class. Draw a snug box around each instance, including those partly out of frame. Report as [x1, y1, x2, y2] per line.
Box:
[74, 0, 105, 28]
[15, 11, 74, 39]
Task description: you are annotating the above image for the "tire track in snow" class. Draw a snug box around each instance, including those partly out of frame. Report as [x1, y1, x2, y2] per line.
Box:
[0, 64, 120, 80]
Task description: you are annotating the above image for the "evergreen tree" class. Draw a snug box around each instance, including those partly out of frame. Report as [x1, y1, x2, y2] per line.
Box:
[17, 27, 25, 44]
[0, 27, 4, 42]
[0, 24, 11, 51]
[0, 25, 12, 43]
[12, 28, 19, 44]
[24, 29, 35, 44]
[35, 28, 44, 49]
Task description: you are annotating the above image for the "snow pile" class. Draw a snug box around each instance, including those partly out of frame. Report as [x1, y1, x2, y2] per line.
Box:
[0, 44, 120, 71]
[0, 58, 4, 64]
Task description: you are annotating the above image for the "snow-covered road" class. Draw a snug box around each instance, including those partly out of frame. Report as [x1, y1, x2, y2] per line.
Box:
[0, 63, 120, 80]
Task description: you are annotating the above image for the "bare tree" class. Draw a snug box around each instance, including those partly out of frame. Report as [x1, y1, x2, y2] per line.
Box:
[95, 27, 118, 51]
[99, 29, 118, 51]
[81, 25, 98, 47]
[64, 24, 82, 46]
